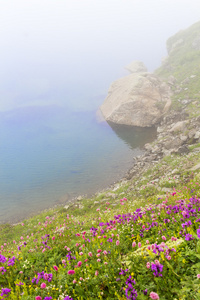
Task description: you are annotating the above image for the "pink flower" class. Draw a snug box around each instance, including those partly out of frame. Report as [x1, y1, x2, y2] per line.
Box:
[62, 259, 66, 264]
[97, 253, 101, 257]
[41, 282, 46, 289]
[88, 252, 92, 257]
[77, 261, 82, 267]
[52, 236, 55, 240]
[103, 250, 108, 255]
[138, 242, 141, 248]
[116, 240, 120, 246]
[73, 279, 77, 284]
[167, 256, 171, 260]
[97, 249, 102, 253]
[97, 259, 101, 262]
[79, 252, 83, 256]
[95, 270, 98, 276]
[146, 262, 150, 269]
[80, 277, 83, 281]
[132, 241, 136, 247]
[197, 274, 200, 278]
[150, 292, 159, 299]
[35, 297, 42, 300]
[44, 273, 49, 280]
[162, 236, 166, 241]
[68, 270, 75, 275]
[53, 265, 58, 271]
[146, 240, 149, 244]
[104, 262, 108, 265]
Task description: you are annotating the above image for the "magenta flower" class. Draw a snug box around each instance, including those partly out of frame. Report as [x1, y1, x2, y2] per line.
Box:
[35, 297, 42, 300]
[53, 265, 58, 271]
[77, 261, 82, 267]
[116, 240, 120, 246]
[150, 292, 159, 299]
[68, 270, 75, 275]
[41, 282, 46, 289]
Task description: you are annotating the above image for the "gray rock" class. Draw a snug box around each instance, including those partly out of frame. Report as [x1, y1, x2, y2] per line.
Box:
[194, 131, 200, 139]
[188, 129, 196, 139]
[125, 61, 148, 73]
[100, 73, 171, 127]
[169, 121, 187, 133]
[190, 163, 200, 171]
[177, 145, 189, 154]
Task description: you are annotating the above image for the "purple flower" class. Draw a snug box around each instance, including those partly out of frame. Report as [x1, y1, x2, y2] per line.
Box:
[151, 263, 163, 277]
[197, 228, 200, 239]
[1, 288, 11, 296]
[185, 234, 193, 241]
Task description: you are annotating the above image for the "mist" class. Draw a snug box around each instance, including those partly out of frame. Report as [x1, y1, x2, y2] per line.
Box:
[0, 0, 200, 112]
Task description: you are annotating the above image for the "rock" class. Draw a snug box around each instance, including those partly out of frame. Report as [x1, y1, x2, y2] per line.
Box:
[177, 145, 189, 154]
[77, 196, 83, 201]
[164, 137, 183, 150]
[190, 163, 200, 171]
[192, 35, 200, 50]
[100, 72, 171, 127]
[167, 38, 184, 54]
[180, 135, 188, 142]
[169, 121, 187, 133]
[168, 75, 177, 86]
[188, 129, 196, 139]
[194, 131, 200, 139]
[125, 61, 147, 73]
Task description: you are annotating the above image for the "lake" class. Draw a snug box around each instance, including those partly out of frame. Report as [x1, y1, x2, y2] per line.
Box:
[0, 102, 156, 223]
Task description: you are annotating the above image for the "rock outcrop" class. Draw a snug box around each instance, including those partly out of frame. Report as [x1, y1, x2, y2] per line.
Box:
[100, 71, 171, 127]
[125, 60, 147, 73]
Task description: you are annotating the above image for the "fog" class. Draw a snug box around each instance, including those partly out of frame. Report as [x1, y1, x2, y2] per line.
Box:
[0, 0, 200, 112]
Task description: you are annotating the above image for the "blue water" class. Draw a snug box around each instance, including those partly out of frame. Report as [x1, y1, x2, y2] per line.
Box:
[0, 103, 156, 223]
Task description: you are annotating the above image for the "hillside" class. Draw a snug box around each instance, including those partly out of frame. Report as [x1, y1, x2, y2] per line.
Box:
[1, 21, 200, 300]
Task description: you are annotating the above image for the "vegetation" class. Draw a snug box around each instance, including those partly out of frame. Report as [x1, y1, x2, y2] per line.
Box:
[1, 21, 200, 300]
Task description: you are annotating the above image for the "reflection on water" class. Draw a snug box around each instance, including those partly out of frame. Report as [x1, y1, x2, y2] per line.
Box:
[107, 121, 157, 149]
[0, 107, 157, 224]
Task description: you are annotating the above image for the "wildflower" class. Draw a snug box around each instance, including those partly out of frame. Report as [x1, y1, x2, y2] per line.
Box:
[116, 240, 120, 246]
[77, 261, 82, 267]
[68, 270, 75, 275]
[95, 270, 98, 276]
[35, 297, 42, 300]
[138, 242, 141, 248]
[73, 279, 77, 283]
[197, 228, 200, 238]
[1, 288, 11, 296]
[197, 274, 200, 278]
[150, 291, 159, 299]
[132, 242, 136, 247]
[64, 296, 73, 300]
[146, 262, 150, 269]
[41, 282, 46, 289]
[88, 252, 92, 257]
[53, 265, 58, 271]
[185, 234, 193, 241]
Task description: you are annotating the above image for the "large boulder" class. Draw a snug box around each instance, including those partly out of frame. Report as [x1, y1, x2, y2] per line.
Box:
[100, 72, 171, 127]
[125, 61, 147, 73]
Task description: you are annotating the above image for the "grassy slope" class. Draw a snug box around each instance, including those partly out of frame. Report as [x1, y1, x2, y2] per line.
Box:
[155, 21, 200, 116]
[1, 22, 200, 299]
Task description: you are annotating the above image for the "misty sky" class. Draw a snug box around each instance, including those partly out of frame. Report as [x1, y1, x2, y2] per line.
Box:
[0, 0, 200, 112]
